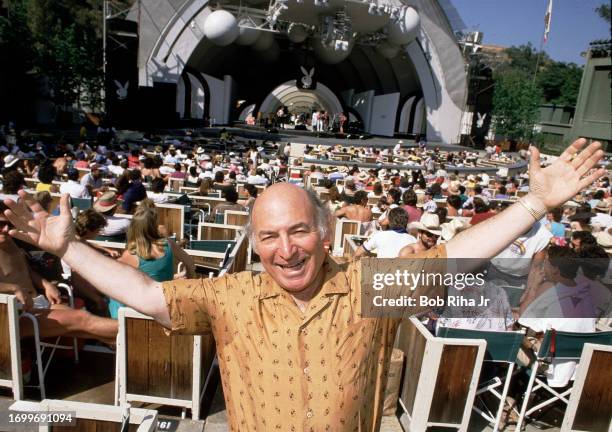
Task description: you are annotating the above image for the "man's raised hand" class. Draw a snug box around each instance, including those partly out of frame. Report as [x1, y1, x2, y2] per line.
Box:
[528, 138, 606, 210]
[3, 191, 75, 257]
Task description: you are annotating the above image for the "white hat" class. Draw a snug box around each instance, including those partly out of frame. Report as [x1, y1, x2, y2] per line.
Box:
[409, 213, 442, 236]
[440, 218, 469, 242]
[593, 228, 612, 254]
[357, 171, 369, 181]
[196, 147, 205, 154]
[3, 154, 19, 168]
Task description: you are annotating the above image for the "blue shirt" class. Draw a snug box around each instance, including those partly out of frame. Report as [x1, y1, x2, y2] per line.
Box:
[122, 181, 147, 211]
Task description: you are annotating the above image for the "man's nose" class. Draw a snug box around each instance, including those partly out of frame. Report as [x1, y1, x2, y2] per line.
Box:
[277, 234, 296, 260]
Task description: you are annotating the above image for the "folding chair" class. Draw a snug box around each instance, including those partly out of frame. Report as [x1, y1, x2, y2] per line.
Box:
[516, 329, 612, 431]
[560, 343, 612, 432]
[20, 283, 80, 399]
[69, 197, 93, 212]
[10, 399, 158, 431]
[116, 307, 216, 420]
[0, 294, 23, 400]
[437, 327, 525, 432]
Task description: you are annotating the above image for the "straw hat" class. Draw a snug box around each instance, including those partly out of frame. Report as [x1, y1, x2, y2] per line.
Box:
[448, 181, 460, 195]
[3, 154, 19, 168]
[440, 218, 469, 241]
[409, 213, 442, 236]
[357, 171, 369, 182]
[593, 228, 612, 254]
[93, 192, 118, 213]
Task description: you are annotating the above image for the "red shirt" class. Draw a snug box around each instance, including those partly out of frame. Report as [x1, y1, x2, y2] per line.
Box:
[470, 211, 496, 225]
[403, 205, 422, 224]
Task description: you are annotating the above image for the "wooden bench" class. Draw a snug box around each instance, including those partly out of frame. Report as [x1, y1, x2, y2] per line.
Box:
[185, 239, 236, 271]
[197, 222, 244, 241]
[0, 294, 23, 400]
[221, 231, 249, 274]
[343, 235, 367, 259]
[397, 317, 486, 432]
[224, 210, 249, 227]
[116, 308, 215, 420]
[332, 219, 361, 256]
[155, 203, 185, 241]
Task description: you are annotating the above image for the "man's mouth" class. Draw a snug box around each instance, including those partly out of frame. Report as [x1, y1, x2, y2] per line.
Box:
[276, 257, 307, 271]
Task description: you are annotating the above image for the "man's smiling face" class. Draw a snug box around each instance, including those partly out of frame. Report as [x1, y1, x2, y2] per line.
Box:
[251, 184, 328, 294]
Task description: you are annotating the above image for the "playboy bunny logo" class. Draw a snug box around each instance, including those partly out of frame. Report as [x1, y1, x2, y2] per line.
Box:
[114, 80, 129, 100]
[300, 66, 314, 89]
[476, 112, 487, 128]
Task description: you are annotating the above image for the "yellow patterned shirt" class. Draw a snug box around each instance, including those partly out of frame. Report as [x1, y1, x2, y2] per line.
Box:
[162, 246, 446, 431]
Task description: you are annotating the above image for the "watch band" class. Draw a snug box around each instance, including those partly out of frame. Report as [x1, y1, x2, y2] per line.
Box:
[518, 196, 547, 221]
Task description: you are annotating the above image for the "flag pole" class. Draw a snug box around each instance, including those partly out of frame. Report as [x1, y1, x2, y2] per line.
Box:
[533, 0, 553, 83]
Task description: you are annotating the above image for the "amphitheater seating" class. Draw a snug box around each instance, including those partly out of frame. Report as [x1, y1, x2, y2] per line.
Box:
[116, 307, 216, 420]
[10, 399, 158, 431]
[560, 343, 612, 432]
[397, 317, 486, 432]
[0, 294, 23, 400]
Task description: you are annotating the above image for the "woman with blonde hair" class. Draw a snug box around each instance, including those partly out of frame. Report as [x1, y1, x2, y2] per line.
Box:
[108, 199, 195, 318]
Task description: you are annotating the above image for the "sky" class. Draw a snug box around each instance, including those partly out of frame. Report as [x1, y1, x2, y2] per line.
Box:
[451, 0, 610, 64]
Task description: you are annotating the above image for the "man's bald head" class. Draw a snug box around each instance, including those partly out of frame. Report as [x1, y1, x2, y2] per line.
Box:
[248, 183, 331, 248]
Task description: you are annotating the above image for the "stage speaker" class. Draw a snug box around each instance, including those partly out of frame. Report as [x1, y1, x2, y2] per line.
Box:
[133, 82, 179, 129]
[105, 18, 138, 127]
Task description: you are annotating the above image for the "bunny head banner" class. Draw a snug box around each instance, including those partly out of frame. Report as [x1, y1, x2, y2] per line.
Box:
[297, 66, 317, 90]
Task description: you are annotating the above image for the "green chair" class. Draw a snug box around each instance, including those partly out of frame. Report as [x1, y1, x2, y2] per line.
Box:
[70, 197, 93, 211]
[214, 213, 225, 224]
[437, 327, 525, 432]
[188, 240, 235, 267]
[516, 329, 612, 431]
[95, 233, 127, 243]
[188, 240, 235, 254]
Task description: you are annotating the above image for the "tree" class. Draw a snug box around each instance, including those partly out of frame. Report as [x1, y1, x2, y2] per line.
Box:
[492, 69, 542, 140]
[0, 0, 40, 123]
[536, 61, 583, 106]
[595, 4, 611, 24]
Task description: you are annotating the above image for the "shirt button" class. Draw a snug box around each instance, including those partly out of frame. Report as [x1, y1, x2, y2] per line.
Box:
[306, 410, 313, 419]
[303, 367, 310, 375]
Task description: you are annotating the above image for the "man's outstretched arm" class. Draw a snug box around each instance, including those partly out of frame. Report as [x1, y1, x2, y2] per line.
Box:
[446, 139, 605, 259]
[4, 192, 171, 328]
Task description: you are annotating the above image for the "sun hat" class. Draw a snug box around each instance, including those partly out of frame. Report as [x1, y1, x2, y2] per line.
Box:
[593, 228, 612, 253]
[448, 182, 460, 195]
[3, 154, 19, 168]
[93, 192, 118, 213]
[440, 218, 469, 241]
[409, 213, 442, 236]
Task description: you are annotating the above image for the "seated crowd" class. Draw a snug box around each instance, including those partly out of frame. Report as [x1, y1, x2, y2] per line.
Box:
[0, 126, 610, 428]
